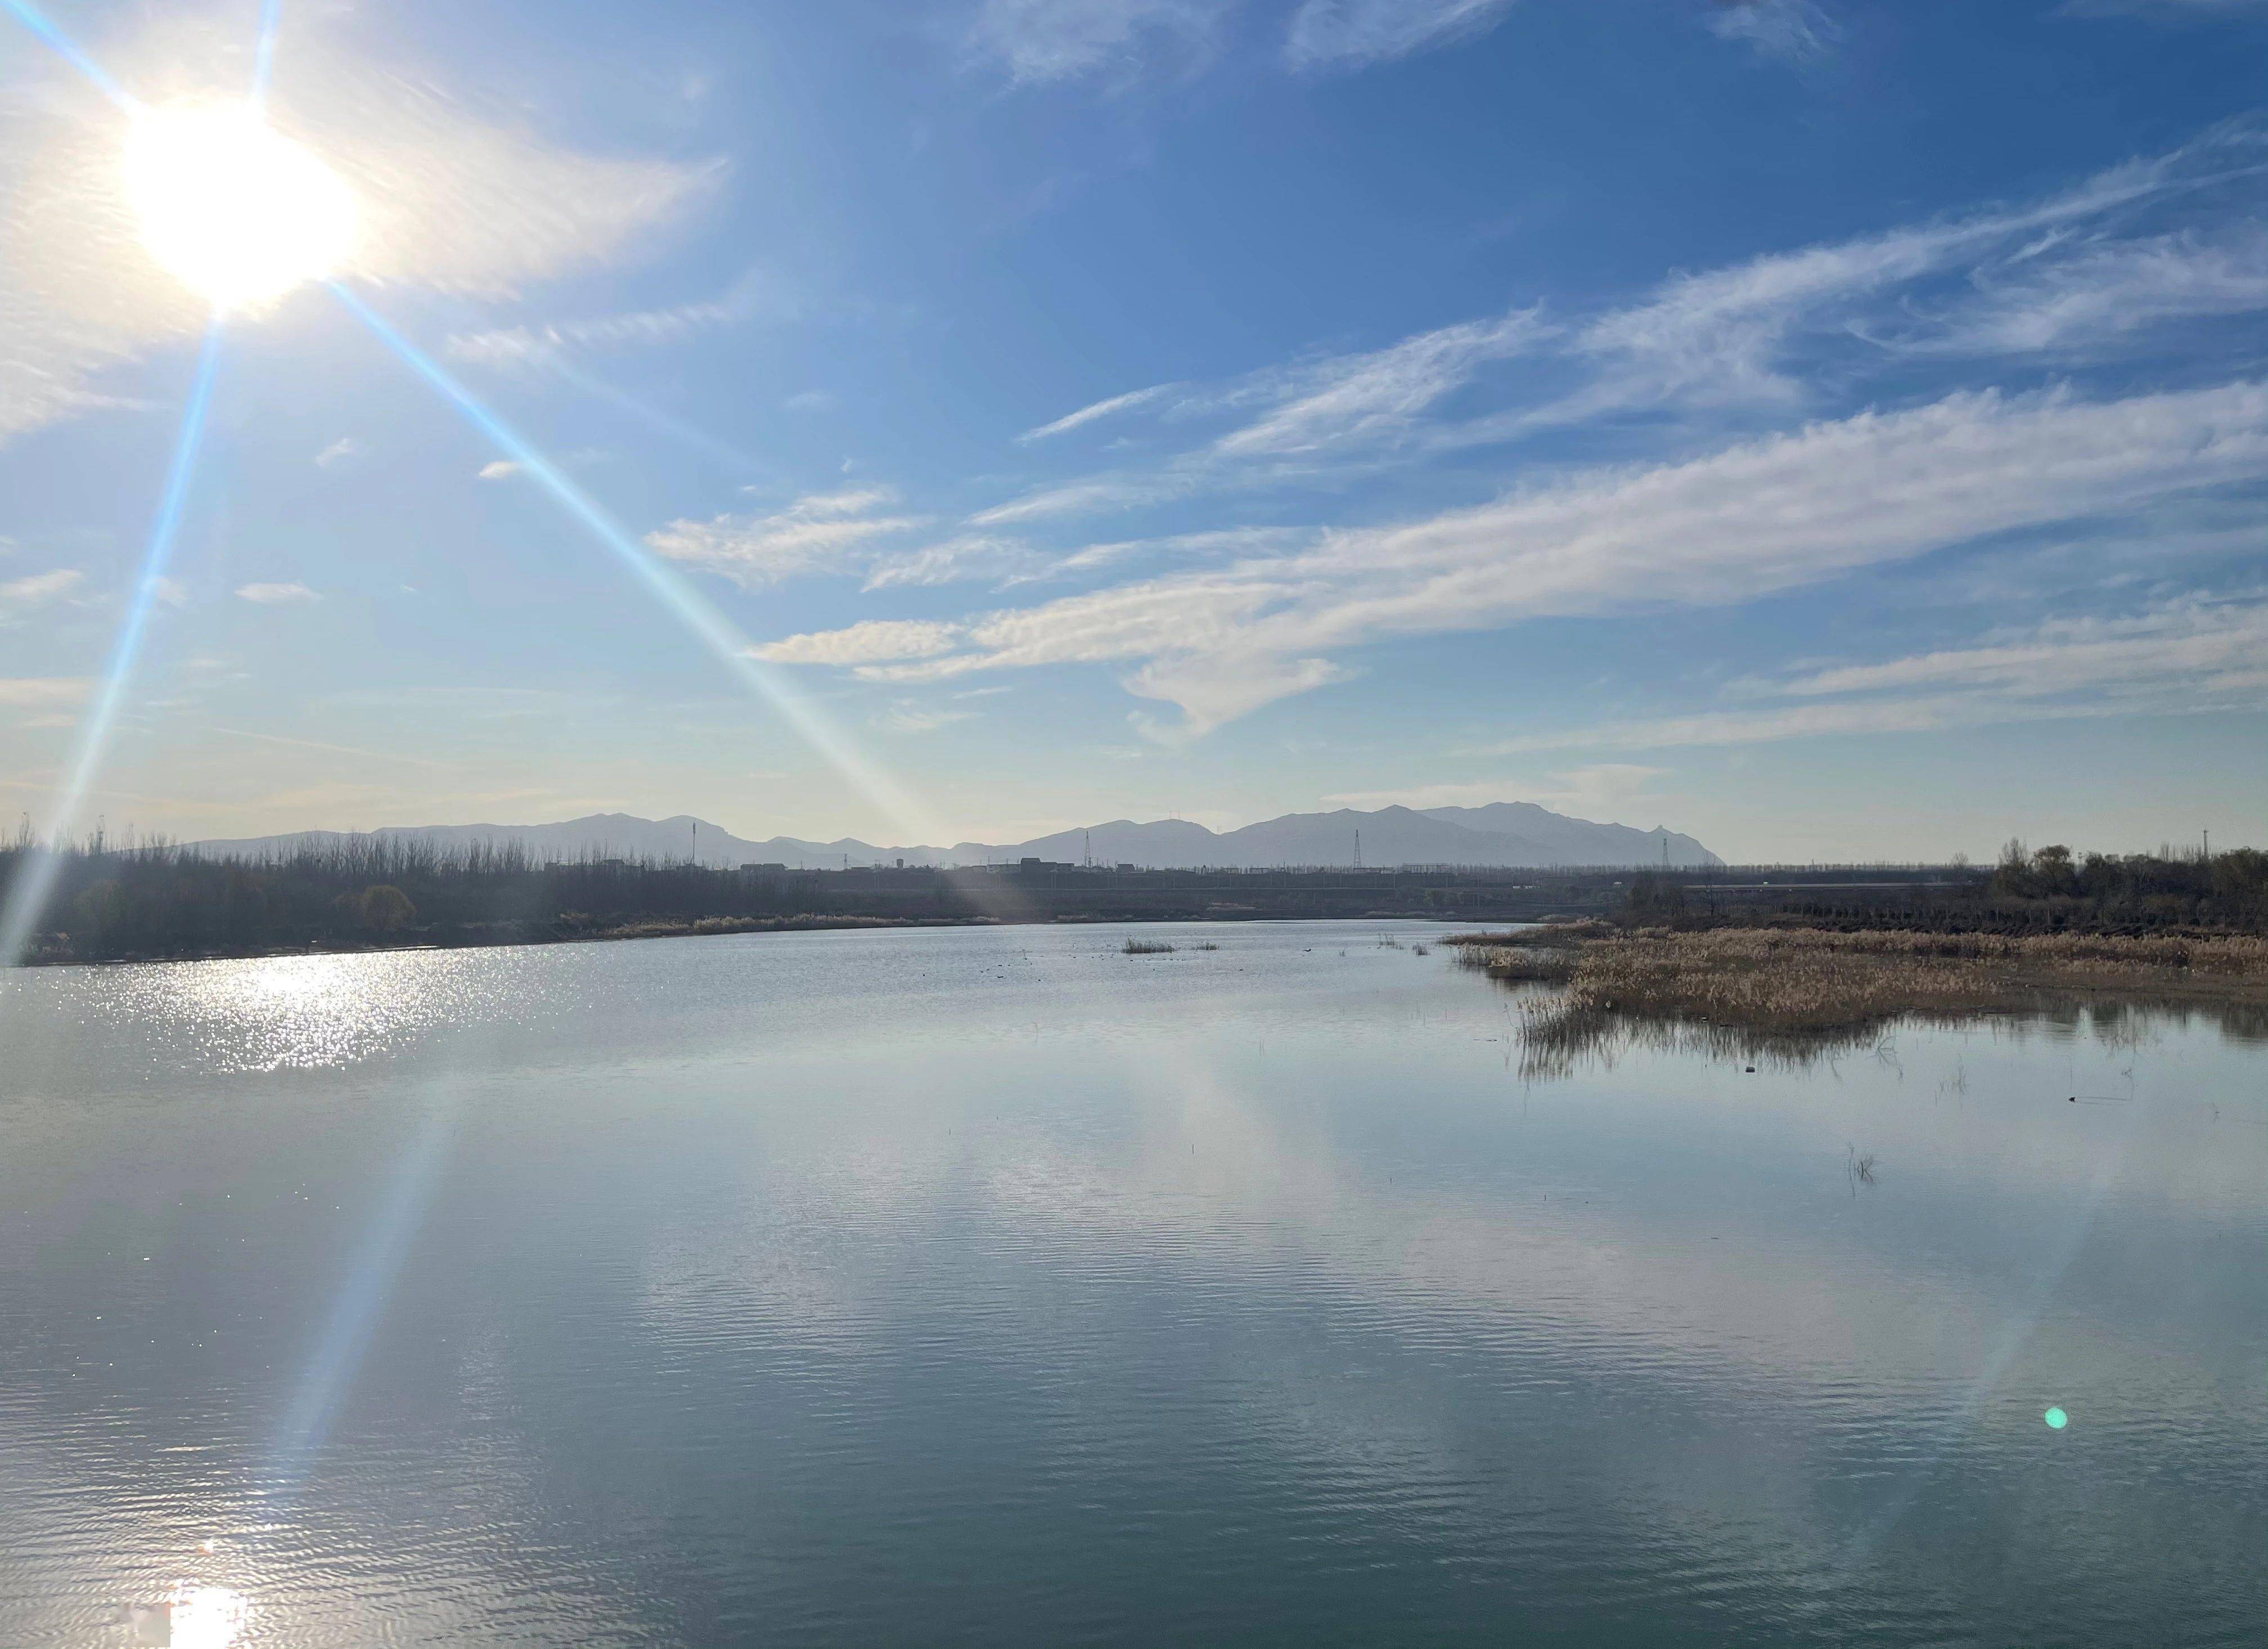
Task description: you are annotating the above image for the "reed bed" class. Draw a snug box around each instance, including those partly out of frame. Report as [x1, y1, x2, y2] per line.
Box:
[1443, 921, 1613, 949]
[1454, 924, 2268, 1040]
[1122, 938, 1176, 955]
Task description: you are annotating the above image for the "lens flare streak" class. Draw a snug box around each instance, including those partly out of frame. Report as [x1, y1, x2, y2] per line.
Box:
[251, 0, 284, 110]
[546, 349, 763, 479]
[1833, 1127, 2131, 1573]
[0, 322, 224, 967]
[0, 0, 138, 111]
[271, 1085, 461, 1485]
[327, 282, 947, 847]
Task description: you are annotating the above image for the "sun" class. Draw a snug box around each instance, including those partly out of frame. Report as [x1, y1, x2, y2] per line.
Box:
[123, 104, 357, 310]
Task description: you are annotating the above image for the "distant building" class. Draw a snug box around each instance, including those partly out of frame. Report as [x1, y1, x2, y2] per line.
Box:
[740, 862, 788, 873]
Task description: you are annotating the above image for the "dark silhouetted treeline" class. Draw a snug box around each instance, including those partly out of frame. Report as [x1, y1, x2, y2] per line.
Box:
[3, 834, 971, 965]
[6, 827, 2263, 967]
[1621, 843, 2268, 934]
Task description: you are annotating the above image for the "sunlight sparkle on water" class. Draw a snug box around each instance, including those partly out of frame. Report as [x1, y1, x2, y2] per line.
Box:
[124, 105, 354, 308]
[145, 1584, 248, 1649]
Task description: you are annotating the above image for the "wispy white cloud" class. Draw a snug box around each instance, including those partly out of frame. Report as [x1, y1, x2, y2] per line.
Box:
[0, 568, 82, 610]
[862, 534, 1040, 590]
[477, 460, 522, 480]
[1125, 651, 1348, 738]
[968, 0, 1226, 83]
[444, 268, 788, 367]
[973, 307, 1547, 525]
[235, 582, 320, 604]
[1776, 594, 2268, 701]
[1881, 226, 2268, 356]
[1554, 138, 2212, 416]
[964, 123, 2264, 533]
[1477, 695, 2099, 755]
[873, 700, 978, 734]
[1018, 383, 1179, 443]
[314, 437, 364, 469]
[1705, 1, 1840, 62]
[970, 473, 1195, 525]
[1214, 307, 1546, 455]
[1467, 595, 2268, 756]
[1032, 525, 1311, 581]
[752, 618, 965, 666]
[645, 488, 928, 588]
[837, 380, 2268, 731]
[0, 677, 91, 708]
[1285, 0, 1518, 71]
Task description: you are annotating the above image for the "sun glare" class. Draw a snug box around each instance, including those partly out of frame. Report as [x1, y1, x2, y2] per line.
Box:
[123, 105, 356, 309]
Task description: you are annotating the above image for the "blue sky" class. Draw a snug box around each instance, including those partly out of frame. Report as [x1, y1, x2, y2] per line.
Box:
[2, 0, 2264, 859]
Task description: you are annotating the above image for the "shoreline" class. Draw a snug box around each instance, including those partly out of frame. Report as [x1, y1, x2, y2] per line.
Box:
[7, 913, 1004, 972]
[7, 910, 1469, 972]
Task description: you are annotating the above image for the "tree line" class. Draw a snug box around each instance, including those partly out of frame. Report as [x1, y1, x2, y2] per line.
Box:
[8, 829, 2262, 966]
[1619, 844, 2268, 933]
[2, 834, 907, 965]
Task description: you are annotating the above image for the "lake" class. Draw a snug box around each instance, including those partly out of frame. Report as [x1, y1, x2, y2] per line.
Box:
[2, 921, 2261, 1646]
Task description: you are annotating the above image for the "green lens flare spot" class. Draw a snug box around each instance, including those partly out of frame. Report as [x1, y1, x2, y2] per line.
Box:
[2044, 1407, 2068, 1430]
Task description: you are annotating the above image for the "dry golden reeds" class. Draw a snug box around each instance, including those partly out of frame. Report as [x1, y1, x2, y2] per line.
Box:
[1449, 924, 2268, 1041]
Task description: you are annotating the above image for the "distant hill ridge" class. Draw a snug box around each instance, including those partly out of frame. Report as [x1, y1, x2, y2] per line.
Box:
[190, 803, 1723, 871]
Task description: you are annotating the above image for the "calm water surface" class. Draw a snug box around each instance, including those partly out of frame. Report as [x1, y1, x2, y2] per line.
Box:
[2, 922, 2262, 1646]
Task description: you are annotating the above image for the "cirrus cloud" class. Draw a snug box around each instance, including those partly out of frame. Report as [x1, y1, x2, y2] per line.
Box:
[646, 488, 927, 588]
[752, 618, 966, 666]
[820, 379, 2268, 734]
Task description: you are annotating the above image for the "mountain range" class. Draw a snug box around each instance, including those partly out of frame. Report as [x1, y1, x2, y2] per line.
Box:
[190, 802, 1722, 870]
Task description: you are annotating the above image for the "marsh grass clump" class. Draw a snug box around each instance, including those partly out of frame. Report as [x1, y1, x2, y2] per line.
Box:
[1482, 926, 2267, 1034]
[1580, 927, 2268, 1032]
[1442, 921, 1612, 950]
[1461, 945, 1578, 985]
[1123, 938, 1176, 955]
[1447, 924, 1598, 986]
[1195, 941, 1220, 951]
[1460, 923, 2268, 1078]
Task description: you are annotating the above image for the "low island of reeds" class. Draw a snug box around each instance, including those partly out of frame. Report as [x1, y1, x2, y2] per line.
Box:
[1448, 922, 2268, 1031]
[1444, 843, 2268, 1067]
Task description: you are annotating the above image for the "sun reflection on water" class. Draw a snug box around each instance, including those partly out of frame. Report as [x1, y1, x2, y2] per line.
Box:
[97, 948, 556, 1072]
[134, 1584, 248, 1648]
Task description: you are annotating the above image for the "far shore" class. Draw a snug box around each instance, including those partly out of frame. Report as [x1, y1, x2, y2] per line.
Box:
[11, 913, 1004, 970]
[12, 909, 1470, 971]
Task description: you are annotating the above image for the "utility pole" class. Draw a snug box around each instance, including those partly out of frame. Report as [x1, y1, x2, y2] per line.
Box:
[1354, 828, 1362, 870]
